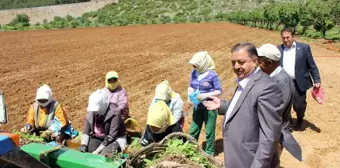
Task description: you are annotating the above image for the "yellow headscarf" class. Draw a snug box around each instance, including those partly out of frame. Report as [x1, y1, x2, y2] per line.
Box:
[154, 80, 172, 101]
[147, 101, 176, 129]
[105, 71, 120, 91]
[189, 51, 215, 73]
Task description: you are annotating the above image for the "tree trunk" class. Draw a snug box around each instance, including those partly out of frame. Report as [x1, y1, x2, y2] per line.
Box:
[302, 26, 308, 35]
[322, 28, 326, 38]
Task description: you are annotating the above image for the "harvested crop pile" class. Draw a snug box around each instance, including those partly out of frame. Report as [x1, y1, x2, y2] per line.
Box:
[127, 133, 223, 168]
[14, 130, 44, 145]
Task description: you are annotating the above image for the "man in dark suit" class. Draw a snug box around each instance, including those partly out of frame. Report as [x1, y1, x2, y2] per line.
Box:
[258, 43, 302, 162]
[278, 27, 321, 131]
[204, 42, 284, 168]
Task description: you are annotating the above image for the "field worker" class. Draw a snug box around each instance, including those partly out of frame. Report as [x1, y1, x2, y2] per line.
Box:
[149, 80, 184, 128]
[140, 93, 182, 146]
[187, 51, 222, 155]
[80, 89, 127, 155]
[21, 84, 75, 142]
[258, 44, 301, 162]
[104, 71, 130, 121]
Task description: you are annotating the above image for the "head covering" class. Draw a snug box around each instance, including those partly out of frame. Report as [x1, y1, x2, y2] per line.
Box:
[35, 84, 53, 107]
[189, 51, 215, 73]
[105, 71, 120, 91]
[154, 80, 172, 101]
[257, 44, 281, 61]
[147, 101, 175, 129]
[87, 89, 110, 116]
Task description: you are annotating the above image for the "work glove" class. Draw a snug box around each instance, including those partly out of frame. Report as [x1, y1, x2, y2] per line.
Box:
[79, 145, 88, 153]
[196, 93, 210, 101]
[92, 144, 105, 155]
[20, 124, 33, 133]
[40, 129, 53, 139]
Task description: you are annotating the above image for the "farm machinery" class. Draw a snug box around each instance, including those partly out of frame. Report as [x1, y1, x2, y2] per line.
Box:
[0, 91, 128, 168]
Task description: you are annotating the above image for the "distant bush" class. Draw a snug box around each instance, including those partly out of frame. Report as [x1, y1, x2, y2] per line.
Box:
[8, 14, 30, 28]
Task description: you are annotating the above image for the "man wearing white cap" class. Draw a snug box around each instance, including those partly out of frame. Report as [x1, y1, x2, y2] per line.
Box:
[258, 44, 302, 162]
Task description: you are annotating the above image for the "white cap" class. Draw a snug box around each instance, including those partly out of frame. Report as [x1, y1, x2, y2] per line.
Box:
[87, 89, 109, 115]
[257, 44, 281, 61]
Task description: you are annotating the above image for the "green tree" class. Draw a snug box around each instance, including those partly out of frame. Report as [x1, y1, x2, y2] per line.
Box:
[299, 3, 314, 35]
[278, 3, 300, 31]
[329, 0, 340, 28]
[263, 4, 280, 30]
[8, 14, 30, 27]
[309, 0, 336, 38]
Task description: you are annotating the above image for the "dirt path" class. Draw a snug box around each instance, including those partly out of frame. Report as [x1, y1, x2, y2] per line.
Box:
[0, 23, 339, 167]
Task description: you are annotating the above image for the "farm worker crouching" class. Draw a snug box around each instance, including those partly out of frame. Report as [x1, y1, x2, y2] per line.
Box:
[80, 89, 127, 155]
[104, 71, 130, 121]
[21, 84, 78, 143]
[149, 80, 185, 128]
[140, 82, 183, 146]
[188, 51, 222, 155]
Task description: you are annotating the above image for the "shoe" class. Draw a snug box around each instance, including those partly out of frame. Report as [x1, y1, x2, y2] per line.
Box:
[296, 118, 304, 131]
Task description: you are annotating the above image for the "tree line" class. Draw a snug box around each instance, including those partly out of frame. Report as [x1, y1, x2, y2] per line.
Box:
[218, 0, 340, 38]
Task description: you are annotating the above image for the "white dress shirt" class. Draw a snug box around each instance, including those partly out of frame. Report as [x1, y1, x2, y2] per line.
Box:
[224, 67, 260, 125]
[282, 41, 296, 79]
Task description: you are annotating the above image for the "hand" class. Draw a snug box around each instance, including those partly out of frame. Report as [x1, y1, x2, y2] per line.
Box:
[40, 130, 53, 139]
[92, 150, 100, 155]
[196, 93, 208, 101]
[20, 124, 32, 133]
[203, 96, 221, 110]
[79, 145, 88, 153]
[314, 83, 321, 88]
[187, 100, 193, 106]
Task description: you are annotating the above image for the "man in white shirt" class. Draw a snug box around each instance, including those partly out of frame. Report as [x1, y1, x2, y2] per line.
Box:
[204, 42, 284, 168]
[278, 27, 321, 131]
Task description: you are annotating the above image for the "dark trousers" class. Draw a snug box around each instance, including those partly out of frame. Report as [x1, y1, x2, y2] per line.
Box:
[292, 80, 307, 119]
[141, 123, 182, 146]
[87, 137, 117, 155]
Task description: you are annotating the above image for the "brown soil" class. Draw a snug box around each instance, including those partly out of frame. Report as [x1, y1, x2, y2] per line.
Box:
[0, 23, 339, 167]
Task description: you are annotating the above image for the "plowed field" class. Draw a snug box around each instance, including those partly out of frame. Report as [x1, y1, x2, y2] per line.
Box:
[0, 23, 339, 167]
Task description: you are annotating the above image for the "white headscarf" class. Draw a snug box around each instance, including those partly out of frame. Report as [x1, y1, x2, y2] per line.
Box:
[154, 80, 172, 101]
[189, 51, 215, 73]
[87, 89, 110, 116]
[35, 84, 53, 107]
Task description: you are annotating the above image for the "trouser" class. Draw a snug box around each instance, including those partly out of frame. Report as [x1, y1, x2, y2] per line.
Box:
[189, 104, 217, 155]
[87, 137, 121, 155]
[141, 123, 183, 147]
[292, 80, 307, 120]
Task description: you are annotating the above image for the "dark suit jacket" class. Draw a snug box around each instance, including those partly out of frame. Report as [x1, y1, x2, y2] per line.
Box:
[220, 69, 284, 168]
[278, 42, 321, 91]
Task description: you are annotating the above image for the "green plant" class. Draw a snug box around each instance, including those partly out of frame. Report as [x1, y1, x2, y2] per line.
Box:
[13, 129, 44, 143]
[8, 14, 30, 27]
